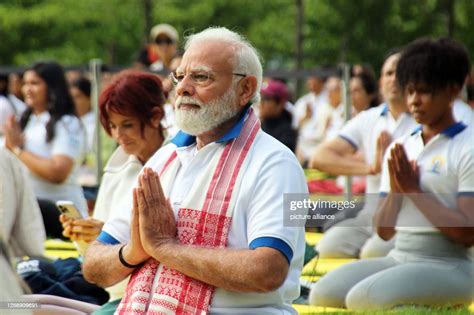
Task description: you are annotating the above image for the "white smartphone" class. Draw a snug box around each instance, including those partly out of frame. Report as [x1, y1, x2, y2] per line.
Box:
[56, 200, 83, 220]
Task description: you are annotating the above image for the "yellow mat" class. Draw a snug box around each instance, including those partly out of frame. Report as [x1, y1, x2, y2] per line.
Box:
[44, 239, 79, 259]
[305, 232, 323, 247]
[45, 239, 76, 250]
[294, 304, 474, 314]
[294, 304, 348, 314]
[302, 257, 356, 276]
[300, 275, 321, 283]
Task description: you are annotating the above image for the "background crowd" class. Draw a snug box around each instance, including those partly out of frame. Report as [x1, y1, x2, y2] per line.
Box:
[0, 8, 473, 315]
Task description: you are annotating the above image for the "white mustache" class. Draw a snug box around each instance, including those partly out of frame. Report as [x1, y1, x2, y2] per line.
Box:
[175, 96, 203, 109]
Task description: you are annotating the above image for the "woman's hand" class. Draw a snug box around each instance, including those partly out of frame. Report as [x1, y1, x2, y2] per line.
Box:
[4, 115, 24, 150]
[60, 214, 104, 243]
[388, 144, 421, 194]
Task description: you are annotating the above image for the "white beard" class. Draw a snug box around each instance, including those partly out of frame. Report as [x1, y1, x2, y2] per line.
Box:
[174, 86, 240, 136]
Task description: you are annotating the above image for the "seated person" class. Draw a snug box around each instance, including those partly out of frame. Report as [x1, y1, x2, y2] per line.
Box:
[259, 79, 297, 152]
[60, 70, 166, 302]
[310, 51, 417, 258]
[0, 147, 45, 257]
[293, 75, 328, 166]
[3, 62, 87, 238]
[310, 37, 473, 310]
[83, 27, 306, 314]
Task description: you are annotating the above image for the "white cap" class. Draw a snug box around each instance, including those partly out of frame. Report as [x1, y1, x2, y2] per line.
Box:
[150, 23, 179, 43]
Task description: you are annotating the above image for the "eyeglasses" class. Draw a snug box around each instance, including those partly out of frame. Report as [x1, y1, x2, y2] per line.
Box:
[155, 37, 174, 45]
[170, 70, 246, 86]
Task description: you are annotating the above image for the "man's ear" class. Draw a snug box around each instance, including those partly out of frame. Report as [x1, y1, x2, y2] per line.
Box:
[150, 107, 164, 128]
[238, 76, 258, 107]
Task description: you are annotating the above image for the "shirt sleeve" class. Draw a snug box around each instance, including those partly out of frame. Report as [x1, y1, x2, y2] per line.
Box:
[52, 115, 85, 160]
[338, 110, 368, 150]
[10, 151, 46, 256]
[99, 145, 174, 244]
[379, 142, 394, 196]
[99, 178, 136, 244]
[0, 98, 15, 129]
[246, 153, 307, 263]
[457, 138, 474, 194]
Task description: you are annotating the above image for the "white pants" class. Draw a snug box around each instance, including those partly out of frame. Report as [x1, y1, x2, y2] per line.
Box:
[310, 231, 473, 310]
[316, 213, 394, 258]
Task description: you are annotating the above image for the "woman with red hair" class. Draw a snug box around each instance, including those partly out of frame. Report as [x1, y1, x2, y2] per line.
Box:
[60, 70, 166, 302]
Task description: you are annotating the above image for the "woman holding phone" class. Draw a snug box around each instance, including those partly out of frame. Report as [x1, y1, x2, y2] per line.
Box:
[60, 70, 166, 301]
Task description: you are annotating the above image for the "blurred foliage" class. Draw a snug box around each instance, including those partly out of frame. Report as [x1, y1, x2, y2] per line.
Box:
[1, 0, 473, 75]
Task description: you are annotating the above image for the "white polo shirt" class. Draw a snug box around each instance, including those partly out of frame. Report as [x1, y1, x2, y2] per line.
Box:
[293, 91, 330, 160]
[292, 91, 329, 128]
[338, 104, 418, 214]
[80, 111, 96, 153]
[379, 122, 474, 232]
[24, 112, 88, 216]
[99, 111, 307, 314]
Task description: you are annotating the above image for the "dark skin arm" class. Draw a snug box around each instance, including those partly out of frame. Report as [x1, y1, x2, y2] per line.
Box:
[378, 144, 474, 246]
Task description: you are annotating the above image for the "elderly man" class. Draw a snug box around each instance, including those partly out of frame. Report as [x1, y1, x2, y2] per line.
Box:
[83, 27, 307, 314]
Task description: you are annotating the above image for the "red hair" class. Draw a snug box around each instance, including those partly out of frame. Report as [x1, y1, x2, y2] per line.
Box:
[99, 70, 165, 136]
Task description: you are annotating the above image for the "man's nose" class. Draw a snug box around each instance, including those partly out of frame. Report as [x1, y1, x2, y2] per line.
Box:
[175, 76, 195, 97]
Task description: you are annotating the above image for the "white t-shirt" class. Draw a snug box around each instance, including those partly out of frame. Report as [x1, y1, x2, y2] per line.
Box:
[339, 104, 418, 194]
[100, 126, 307, 314]
[319, 103, 345, 141]
[380, 123, 474, 232]
[0, 96, 14, 137]
[338, 104, 418, 214]
[293, 91, 329, 160]
[80, 111, 96, 153]
[24, 112, 88, 216]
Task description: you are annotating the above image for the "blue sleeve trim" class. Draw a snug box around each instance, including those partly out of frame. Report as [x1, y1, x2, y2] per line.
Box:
[338, 135, 358, 151]
[97, 231, 120, 245]
[379, 192, 388, 197]
[457, 191, 474, 197]
[249, 237, 293, 264]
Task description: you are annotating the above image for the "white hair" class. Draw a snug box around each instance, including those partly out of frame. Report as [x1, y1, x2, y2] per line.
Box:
[184, 27, 263, 104]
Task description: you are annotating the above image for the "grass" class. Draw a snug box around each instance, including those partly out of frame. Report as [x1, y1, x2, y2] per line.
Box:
[297, 305, 472, 315]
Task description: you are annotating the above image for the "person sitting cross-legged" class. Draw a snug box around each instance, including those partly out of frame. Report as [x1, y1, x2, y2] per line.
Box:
[83, 27, 307, 314]
[310, 37, 474, 311]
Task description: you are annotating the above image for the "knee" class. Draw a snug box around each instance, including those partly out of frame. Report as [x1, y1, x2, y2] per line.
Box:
[345, 284, 371, 310]
[345, 281, 393, 311]
[359, 237, 394, 259]
[309, 277, 347, 308]
[316, 233, 359, 258]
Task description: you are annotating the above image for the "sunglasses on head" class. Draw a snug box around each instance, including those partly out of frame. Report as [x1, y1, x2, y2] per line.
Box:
[155, 37, 174, 45]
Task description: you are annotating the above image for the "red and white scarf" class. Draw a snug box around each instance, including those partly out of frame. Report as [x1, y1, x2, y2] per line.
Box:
[116, 109, 260, 314]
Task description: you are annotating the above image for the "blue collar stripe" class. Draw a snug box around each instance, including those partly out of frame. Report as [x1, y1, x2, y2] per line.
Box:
[380, 103, 388, 116]
[170, 105, 251, 147]
[441, 122, 467, 138]
[410, 122, 467, 138]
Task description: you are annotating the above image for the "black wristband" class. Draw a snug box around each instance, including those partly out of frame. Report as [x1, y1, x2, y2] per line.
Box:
[118, 244, 142, 268]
